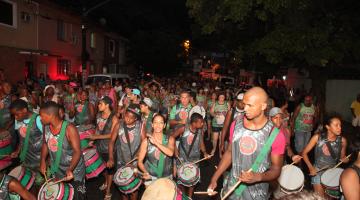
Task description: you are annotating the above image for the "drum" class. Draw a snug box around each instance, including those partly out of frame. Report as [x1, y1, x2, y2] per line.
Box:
[0, 130, 13, 170]
[113, 166, 142, 194]
[177, 162, 200, 187]
[321, 168, 344, 199]
[215, 114, 225, 125]
[83, 148, 106, 179]
[8, 166, 35, 190]
[274, 165, 304, 198]
[188, 105, 206, 119]
[38, 178, 74, 200]
[76, 125, 95, 150]
[141, 178, 191, 200]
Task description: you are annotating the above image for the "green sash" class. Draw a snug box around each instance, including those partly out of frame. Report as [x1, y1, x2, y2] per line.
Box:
[50, 121, 68, 175]
[234, 127, 280, 196]
[19, 113, 37, 162]
[148, 135, 167, 178]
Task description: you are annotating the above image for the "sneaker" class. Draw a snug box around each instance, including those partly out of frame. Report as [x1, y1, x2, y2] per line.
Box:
[99, 183, 107, 191]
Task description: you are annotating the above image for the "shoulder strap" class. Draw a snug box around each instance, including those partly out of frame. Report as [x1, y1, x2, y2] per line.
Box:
[123, 122, 133, 158]
[235, 127, 280, 196]
[50, 121, 68, 175]
[101, 112, 114, 134]
[324, 136, 339, 160]
[19, 113, 37, 162]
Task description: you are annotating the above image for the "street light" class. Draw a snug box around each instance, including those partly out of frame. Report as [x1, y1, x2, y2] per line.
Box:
[81, 0, 112, 87]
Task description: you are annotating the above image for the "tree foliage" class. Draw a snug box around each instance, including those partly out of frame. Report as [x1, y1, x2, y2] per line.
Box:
[187, 0, 360, 68]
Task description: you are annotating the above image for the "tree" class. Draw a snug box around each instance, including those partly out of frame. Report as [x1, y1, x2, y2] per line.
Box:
[187, 0, 360, 118]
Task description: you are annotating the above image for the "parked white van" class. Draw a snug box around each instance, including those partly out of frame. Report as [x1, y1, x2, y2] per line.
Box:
[86, 74, 130, 86]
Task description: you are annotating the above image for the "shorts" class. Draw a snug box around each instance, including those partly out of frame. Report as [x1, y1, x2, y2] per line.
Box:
[100, 153, 115, 175]
[212, 126, 223, 132]
[311, 168, 324, 185]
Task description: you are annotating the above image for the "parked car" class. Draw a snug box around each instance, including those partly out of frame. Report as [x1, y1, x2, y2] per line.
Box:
[86, 74, 130, 86]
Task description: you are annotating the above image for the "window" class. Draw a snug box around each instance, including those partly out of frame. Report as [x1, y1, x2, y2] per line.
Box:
[109, 40, 115, 57]
[57, 20, 66, 41]
[90, 33, 96, 48]
[57, 59, 71, 75]
[0, 0, 17, 28]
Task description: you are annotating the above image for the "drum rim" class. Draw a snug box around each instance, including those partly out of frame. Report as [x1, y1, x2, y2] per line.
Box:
[278, 165, 304, 190]
[114, 166, 137, 186]
[37, 178, 74, 200]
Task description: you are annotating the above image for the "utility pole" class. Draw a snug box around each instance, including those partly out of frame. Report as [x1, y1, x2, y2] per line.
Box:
[81, 0, 112, 87]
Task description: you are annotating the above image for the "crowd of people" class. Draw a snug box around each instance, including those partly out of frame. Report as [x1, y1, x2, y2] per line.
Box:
[0, 70, 359, 200]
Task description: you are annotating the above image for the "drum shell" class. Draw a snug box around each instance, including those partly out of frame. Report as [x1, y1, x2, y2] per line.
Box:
[77, 125, 95, 150]
[8, 166, 35, 190]
[83, 148, 106, 179]
[114, 166, 142, 194]
[321, 168, 344, 199]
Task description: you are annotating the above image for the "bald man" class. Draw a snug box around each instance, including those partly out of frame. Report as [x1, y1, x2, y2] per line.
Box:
[208, 87, 286, 200]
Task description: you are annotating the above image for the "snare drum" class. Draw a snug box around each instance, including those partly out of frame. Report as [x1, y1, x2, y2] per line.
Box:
[141, 178, 191, 200]
[8, 166, 35, 190]
[38, 178, 74, 200]
[177, 162, 200, 187]
[321, 168, 344, 199]
[76, 125, 95, 150]
[83, 148, 106, 179]
[274, 165, 304, 198]
[113, 166, 142, 194]
[0, 130, 13, 170]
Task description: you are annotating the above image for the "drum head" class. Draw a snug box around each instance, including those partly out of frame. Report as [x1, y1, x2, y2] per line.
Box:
[189, 106, 206, 119]
[177, 163, 199, 181]
[278, 165, 304, 190]
[114, 166, 135, 185]
[321, 168, 344, 187]
[141, 178, 176, 200]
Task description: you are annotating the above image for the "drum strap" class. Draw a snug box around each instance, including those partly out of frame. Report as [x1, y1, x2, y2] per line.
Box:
[323, 133, 341, 161]
[123, 122, 133, 158]
[100, 112, 114, 135]
[180, 129, 199, 159]
[19, 113, 37, 162]
[148, 135, 167, 177]
[234, 127, 280, 196]
[50, 121, 68, 175]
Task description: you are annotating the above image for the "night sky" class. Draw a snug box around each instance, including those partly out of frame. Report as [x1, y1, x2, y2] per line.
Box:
[52, 0, 192, 74]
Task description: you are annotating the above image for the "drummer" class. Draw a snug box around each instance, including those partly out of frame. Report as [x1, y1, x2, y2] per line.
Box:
[340, 136, 360, 200]
[172, 113, 209, 198]
[107, 103, 145, 200]
[138, 114, 175, 186]
[207, 87, 286, 200]
[9, 99, 44, 188]
[88, 96, 119, 200]
[302, 114, 349, 197]
[39, 102, 86, 200]
[0, 172, 36, 200]
[69, 90, 95, 126]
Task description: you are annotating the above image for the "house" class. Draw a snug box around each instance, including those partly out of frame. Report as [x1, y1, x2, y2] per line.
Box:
[0, 0, 128, 83]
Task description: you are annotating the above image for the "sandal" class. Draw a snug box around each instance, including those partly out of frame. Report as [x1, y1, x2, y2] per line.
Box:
[104, 194, 112, 200]
[99, 183, 107, 191]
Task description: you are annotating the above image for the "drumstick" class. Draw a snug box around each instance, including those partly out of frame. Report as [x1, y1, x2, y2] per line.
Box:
[315, 165, 330, 174]
[283, 157, 303, 170]
[215, 165, 218, 169]
[48, 177, 68, 186]
[221, 169, 252, 200]
[194, 191, 218, 195]
[332, 154, 352, 169]
[191, 154, 213, 165]
[44, 171, 48, 183]
[176, 156, 183, 164]
[125, 157, 138, 166]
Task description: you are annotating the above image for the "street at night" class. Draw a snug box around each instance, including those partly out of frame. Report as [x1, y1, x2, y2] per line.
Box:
[1, 0, 360, 200]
